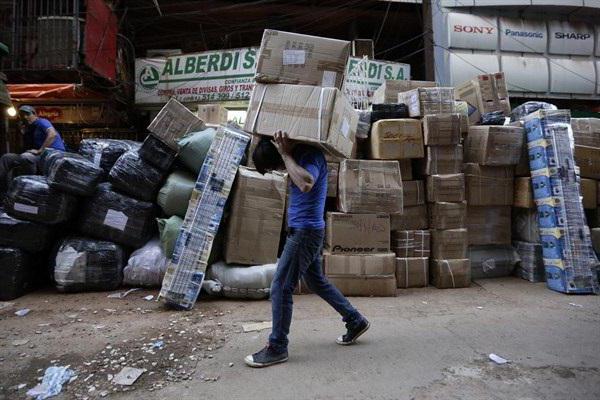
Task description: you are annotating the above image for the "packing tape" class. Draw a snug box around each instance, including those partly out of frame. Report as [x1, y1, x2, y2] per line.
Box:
[250, 84, 267, 133]
[442, 259, 456, 289]
[318, 87, 324, 141]
[405, 258, 409, 288]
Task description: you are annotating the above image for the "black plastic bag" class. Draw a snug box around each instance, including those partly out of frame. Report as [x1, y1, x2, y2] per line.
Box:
[480, 111, 506, 126]
[79, 139, 141, 180]
[39, 149, 66, 176]
[138, 134, 177, 171]
[0, 247, 36, 301]
[53, 237, 125, 292]
[370, 103, 409, 124]
[5, 176, 77, 224]
[47, 153, 103, 196]
[0, 208, 53, 252]
[109, 151, 166, 202]
[510, 101, 557, 122]
[79, 183, 156, 248]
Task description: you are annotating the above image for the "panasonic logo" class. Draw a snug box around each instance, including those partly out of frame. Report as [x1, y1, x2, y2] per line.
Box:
[332, 245, 375, 253]
[554, 32, 591, 40]
[504, 29, 543, 38]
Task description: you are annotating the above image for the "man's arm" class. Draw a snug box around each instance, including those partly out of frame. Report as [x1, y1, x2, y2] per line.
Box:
[273, 131, 315, 193]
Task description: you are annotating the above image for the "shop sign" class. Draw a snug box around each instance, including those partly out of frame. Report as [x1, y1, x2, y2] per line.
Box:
[499, 17, 546, 53]
[548, 21, 593, 56]
[343, 57, 410, 102]
[448, 13, 497, 51]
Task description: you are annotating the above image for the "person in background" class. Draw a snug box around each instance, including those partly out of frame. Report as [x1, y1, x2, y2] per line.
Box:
[245, 131, 369, 368]
[0, 105, 65, 194]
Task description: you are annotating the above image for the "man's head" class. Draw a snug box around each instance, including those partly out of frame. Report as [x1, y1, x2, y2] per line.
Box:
[252, 136, 284, 175]
[18, 105, 37, 124]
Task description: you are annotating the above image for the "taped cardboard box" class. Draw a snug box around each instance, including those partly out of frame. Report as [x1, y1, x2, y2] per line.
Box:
[326, 213, 390, 254]
[338, 159, 403, 214]
[224, 167, 287, 265]
[372, 80, 436, 104]
[581, 178, 598, 209]
[464, 164, 514, 206]
[515, 131, 530, 177]
[391, 205, 428, 231]
[422, 114, 461, 146]
[398, 87, 455, 118]
[324, 252, 396, 276]
[572, 118, 600, 148]
[430, 259, 471, 289]
[369, 119, 424, 160]
[391, 230, 430, 258]
[400, 159, 413, 181]
[197, 104, 228, 126]
[255, 30, 350, 89]
[327, 162, 339, 198]
[431, 229, 468, 259]
[575, 145, 600, 180]
[395, 257, 428, 288]
[426, 174, 465, 203]
[417, 145, 463, 175]
[455, 72, 510, 125]
[147, 98, 206, 150]
[428, 201, 467, 229]
[244, 84, 357, 158]
[403, 180, 425, 207]
[466, 206, 511, 245]
[465, 126, 524, 166]
[592, 228, 600, 255]
[327, 274, 397, 297]
[514, 177, 535, 208]
[468, 245, 518, 279]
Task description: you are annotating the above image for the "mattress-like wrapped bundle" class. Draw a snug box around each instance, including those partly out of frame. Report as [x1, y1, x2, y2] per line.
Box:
[79, 183, 156, 248]
[47, 153, 103, 196]
[138, 134, 177, 171]
[79, 139, 141, 179]
[5, 176, 77, 224]
[0, 208, 53, 252]
[108, 151, 166, 201]
[53, 237, 125, 292]
[0, 247, 36, 300]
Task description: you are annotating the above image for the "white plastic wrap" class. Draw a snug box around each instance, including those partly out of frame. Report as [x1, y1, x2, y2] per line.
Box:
[123, 238, 168, 287]
[207, 261, 277, 300]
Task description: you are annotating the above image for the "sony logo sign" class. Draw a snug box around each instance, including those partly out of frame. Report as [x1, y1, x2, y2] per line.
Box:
[332, 245, 375, 253]
[504, 29, 544, 38]
[454, 25, 495, 34]
[554, 32, 591, 40]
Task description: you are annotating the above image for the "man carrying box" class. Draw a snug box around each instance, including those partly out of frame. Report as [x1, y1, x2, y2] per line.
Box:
[245, 131, 369, 368]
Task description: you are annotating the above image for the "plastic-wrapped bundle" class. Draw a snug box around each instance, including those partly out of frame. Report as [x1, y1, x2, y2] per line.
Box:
[370, 103, 409, 124]
[176, 128, 216, 174]
[53, 237, 125, 292]
[0, 208, 53, 252]
[108, 151, 166, 202]
[0, 247, 36, 300]
[79, 139, 141, 179]
[138, 134, 177, 171]
[79, 183, 156, 248]
[39, 149, 66, 176]
[5, 176, 77, 224]
[47, 153, 103, 196]
[510, 101, 556, 122]
[123, 238, 168, 287]
[207, 261, 277, 299]
[468, 245, 520, 279]
[480, 111, 506, 126]
[356, 110, 371, 139]
[512, 208, 540, 243]
[513, 241, 546, 283]
[157, 170, 195, 218]
[157, 215, 184, 257]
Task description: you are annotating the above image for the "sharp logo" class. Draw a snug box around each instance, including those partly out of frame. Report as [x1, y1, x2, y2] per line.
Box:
[504, 29, 544, 38]
[554, 32, 591, 40]
[332, 245, 375, 253]
[454, 25, 495, 34]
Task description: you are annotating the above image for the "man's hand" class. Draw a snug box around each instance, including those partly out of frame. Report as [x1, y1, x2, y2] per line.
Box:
[272, 131, 293, 157]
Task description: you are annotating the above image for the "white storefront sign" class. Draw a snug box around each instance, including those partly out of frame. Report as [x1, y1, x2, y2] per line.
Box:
[499, 17, 547, 53]
[548, 21, 594, 56]
[343, 56, 411, 101]
[448, 12, 498, 51]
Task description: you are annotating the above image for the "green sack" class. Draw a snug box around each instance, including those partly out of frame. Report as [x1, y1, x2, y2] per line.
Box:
[157, 215, 183, 258]
[177, 128, 216, 174]
[157, 170, 195, 218]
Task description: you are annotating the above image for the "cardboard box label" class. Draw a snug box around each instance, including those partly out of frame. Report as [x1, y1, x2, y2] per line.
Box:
[326, 213, 390, 254]
[282, 49, 306, 65]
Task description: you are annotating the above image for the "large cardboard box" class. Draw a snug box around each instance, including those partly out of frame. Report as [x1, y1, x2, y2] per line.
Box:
[197, 104, 228, 126]
[403, 180, 425, 207]
[326, 213, 390, 254]
[398, 87, 455, 118]
[465, 126, 524, 166]
[428, 201, 467, 229]
[431, 229, 468, 259]
[422, 114, 461, 146]
[396, 257, 429, 288]
[400, 159, 413, 181]
[464, 164, 514, 206]
[391, 205, 428, 230]
[147, 99, 206, 149]
[572, 118, 600, 148]
[391, 230, 430, 258]
[255, 30, 350, 88]
[592, 228, 600, 254]
[430, 259, 471, 289]
[327, 162, 339, 198]
[369, 119, 424, 160]
[224, 167, 287, 265]
[244, 84, 357, 158]
[466, 206, 511, 245]
[338, 159, 403, 213]
[455, 72, 510, 125]
[513, 177, 536, 208]
[325, 253, 397, 297]
[581, 178, 598, 209]
[575, 145, 600, 180]
[327, 274, 397, 297]
[372, 80, 436, 104]
[426, 174, 465, 203]
[417, 145, 463, 175]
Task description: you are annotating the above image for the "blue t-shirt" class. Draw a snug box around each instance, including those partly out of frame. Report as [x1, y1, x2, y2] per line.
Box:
[287, 145, 327, 230]
[26, 118, 65, 151]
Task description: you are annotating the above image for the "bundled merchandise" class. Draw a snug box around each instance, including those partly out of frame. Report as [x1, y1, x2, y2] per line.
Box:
[428, 201, 467, 230]
[431, 229, 468, 259]
[422, 114, 461, 146]
[418, 145, 463, 175]
[468, 245, 519, 279]
[78, 139, 140, 179]
[177, 128, 217, 174]
[466, 206, 511, 245]
[592, 229, 600, 255]
[464, 126, 524, 166]
[39, 149, 67, 176]
[391, 230, 430, 258]
[402, 180, 425, 207]
[197, 104, 228, 126]
[327, 163, 339, 198]
[369, 119, 424, 160]
[523, 109, 599, 294]
[147, 98, 206, 149]
[324, 252, 397, 296]
[574, 145, 600, 180]
[0, 209, 52, 252]
[109, 151, 166, 202]
[208, 261, 277, 300]
[512, 208, 540, 243]
[510, 101, 556, 123]
[53, 237, 125, 292]
[372, 80, 436, 105]
[426, 174, 465, 203]
[157, 170, 196, 218]
[0, 247, 36, 300]
[395, 257, 428, 288]
[326, 213, 390, 254]
[513, 241, 546, 283]
[370, 103, 409, 123]
[138, 134, 178, 171]
[464, 164, 514, 206]
[513, 177, 535, 208]
[391, 205, 428, 231]
[46, 153, 103, 196]
[571, 118, 600, 148]
[123, 238, 168, 287]
[455, 72, 510, 125]
[157, 215, 183, 258]
[430, 259, 471, 289]
[580, 179, 597, 209]
[398, 87, 455, 118]
[356, 110, 372, 139]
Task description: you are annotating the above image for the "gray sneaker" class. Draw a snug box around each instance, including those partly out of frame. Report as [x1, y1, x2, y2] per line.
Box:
[244, 345, 289, 368]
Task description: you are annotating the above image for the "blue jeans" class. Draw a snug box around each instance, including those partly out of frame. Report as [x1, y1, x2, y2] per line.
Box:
[269, 228, 362, 353]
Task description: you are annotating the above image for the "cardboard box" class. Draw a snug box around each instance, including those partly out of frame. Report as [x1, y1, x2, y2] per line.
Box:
[224, 167, 287, 265]
[422, 114, 461, 145]
[455, 72, 511, 125]
[400, 159, 413, 181]
[454, 101, 470, 135]
[592, 228, 600, 254]
[327, 274, 397, 297]
[465, 126, 524, 166]
[369, 119, 424, 160]
[513, 177, 536, 208]
[430, 259, 471, 289]
[326, 213, 390, 254]
[325, 253, 397, 296]
[426, 174, 465, 203]
[391, 230, 430, 258]
[403, 180, 425, 207]
[327, 162, 339, 198]
[196, 104, 228, 126]
[575, 145, 600, 180]
[466, 206, 511, 245]
[395, 257, 429, 288]
[515, 133, 530, 177]
[572, 118, 600, 148]
[464, 164, 514, 206]
[417, 145, 463, 175]
[431, 229, 468, 259]
[255, 30, 350, 88]
[244, 84, 357, 158]
[372, 80, 436, 104]
[428, 201, 467, 229]
[147, 98, 206, 149]
[338, 159, 403, 213]
[581, 178, 598, 209]
[391, 205, 428, 231]
[398, 87, 455, 118]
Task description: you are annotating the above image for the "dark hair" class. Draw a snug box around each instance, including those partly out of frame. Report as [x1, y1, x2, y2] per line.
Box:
[252, 136, 284, 174]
